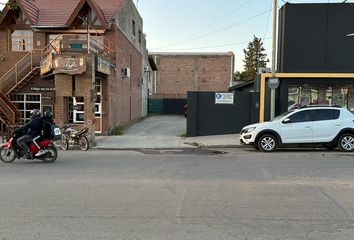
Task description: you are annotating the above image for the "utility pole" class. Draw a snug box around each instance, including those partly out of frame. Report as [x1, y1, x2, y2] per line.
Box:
[270, 0, 277, 119]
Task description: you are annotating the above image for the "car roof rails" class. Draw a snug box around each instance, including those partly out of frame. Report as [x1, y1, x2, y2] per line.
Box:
[299, 104, 342, 109]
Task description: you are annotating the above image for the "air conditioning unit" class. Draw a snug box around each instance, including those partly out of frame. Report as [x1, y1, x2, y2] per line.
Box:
[122, 67, 131, 78]
[144, 66, 150, 72]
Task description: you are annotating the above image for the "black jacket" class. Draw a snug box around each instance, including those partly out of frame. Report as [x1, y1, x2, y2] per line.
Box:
[17, 116, 43, 138]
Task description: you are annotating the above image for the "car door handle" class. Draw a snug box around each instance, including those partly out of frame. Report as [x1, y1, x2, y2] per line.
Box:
[334, 124, 341, 126]
[305, 126, 311, 129]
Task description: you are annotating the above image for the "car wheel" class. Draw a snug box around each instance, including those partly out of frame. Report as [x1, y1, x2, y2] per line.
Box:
[338, 133, 354, 152]
[258, 134, 277, 152]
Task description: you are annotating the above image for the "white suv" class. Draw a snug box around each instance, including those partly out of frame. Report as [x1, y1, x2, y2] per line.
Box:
[240, 106, 354, 152]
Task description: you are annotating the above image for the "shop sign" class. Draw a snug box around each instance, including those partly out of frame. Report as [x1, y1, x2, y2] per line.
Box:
[96, 56, 111, 75]
[40, 53, 53, 76]
[41, 96, 53, 100]
[30, 86, 55, 92]
[215, 93, 234, 104]
[53, 56, 86, 75]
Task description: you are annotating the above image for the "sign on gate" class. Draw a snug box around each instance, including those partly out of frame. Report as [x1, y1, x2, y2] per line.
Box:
[215, 93, 234, 104]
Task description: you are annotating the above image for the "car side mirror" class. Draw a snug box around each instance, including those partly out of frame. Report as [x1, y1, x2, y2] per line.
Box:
[282, 118, 291, 124]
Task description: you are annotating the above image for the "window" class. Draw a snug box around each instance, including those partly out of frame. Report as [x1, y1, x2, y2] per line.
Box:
[132, 19, 136, 36]
[288, 84, 354, 113]
[73, 97, 84, 123]
[12, 30, 33, 51]
[288, 110, 312, 123]
[138, 30, 141, 44]
[42, 105, 53, 114]
[313, 109, 340, 121]
[10, 93, 41, 123]
[94, 78, 102, 118]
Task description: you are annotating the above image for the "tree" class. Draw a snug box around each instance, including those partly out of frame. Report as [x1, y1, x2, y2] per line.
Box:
[234, 71, 246, 81]
[241, 35, 267, 81]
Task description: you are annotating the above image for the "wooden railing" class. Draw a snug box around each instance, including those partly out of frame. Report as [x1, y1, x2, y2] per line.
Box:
[41, 34, 115, 62]
[41, 35, 61, 60]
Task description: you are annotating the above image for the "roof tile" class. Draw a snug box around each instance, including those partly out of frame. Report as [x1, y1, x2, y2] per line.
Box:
[17, 0, 124, 26]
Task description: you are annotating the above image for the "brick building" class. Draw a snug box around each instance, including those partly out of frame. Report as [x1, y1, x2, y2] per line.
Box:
[149, 52, 235, 100]
[147, 52, 234, 113]
[0, 0, 149, 138]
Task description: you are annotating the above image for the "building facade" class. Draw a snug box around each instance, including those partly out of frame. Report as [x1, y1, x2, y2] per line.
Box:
[149, 52, 235, 99]
[0, 0, 148, 137]
[260, 3, 354, 121]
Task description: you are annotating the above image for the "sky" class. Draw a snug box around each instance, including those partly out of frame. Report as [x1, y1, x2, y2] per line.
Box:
[0, 0, 352, 71]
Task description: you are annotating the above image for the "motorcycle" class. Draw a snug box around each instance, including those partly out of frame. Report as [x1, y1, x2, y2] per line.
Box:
[60, 125, 90, 151]
[0, 135, 58, 163]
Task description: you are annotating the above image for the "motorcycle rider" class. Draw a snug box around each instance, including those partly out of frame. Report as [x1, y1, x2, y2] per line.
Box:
[16, 109, 43, 158]
[34, 111, 54, 157]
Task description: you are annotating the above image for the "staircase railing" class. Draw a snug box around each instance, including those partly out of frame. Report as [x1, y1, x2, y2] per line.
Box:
[0, 50, 41, 95]
[41, 35, 61, 61]
[0, 91, 20, 124]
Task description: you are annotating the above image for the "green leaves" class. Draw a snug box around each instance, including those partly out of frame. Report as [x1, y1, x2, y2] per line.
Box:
[241, 35, 268, 81]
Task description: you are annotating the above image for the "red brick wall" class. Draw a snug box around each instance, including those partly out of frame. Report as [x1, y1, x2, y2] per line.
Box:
[151, 53, 234, 99]
[106, 26, 143, 129]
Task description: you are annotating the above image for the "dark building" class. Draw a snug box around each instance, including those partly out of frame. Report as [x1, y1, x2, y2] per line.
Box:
[260, 3, 354, 121]
[278, 3, 354, 73]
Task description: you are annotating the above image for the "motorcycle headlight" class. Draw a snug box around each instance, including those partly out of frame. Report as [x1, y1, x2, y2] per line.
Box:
[244, 127, 256, 133]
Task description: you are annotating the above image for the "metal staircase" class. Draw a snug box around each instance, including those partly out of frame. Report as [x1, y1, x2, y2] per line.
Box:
[0, 50, 41, 139]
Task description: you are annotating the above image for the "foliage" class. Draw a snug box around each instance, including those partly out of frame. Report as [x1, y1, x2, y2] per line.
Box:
[110, 126, 126, 136]
[6, 2, 19, 11]
[234, 71, 247, 81]
[0, 2, 19, 18]
[239, 35, 268, 81]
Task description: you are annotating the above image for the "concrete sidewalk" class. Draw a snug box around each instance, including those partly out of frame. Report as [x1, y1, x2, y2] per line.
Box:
[94, 115, 241, 150]
[95, 134, 241, 150]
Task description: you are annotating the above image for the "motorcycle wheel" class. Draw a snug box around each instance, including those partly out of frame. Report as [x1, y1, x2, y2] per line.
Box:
[79, 136, 89, 151]
[61, 135, 69, 151]
[0, 146, 16, 163]
[39, 145, 58, 163]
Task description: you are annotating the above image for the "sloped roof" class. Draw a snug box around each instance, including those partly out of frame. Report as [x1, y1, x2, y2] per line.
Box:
[66, 0, 108, 28]
[15, 0, 123, 27]
[94, 0, 123, 23]
[17, 0, 39, 24]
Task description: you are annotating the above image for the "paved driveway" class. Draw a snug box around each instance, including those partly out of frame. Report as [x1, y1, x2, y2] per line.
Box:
[96, 115, 188, 149]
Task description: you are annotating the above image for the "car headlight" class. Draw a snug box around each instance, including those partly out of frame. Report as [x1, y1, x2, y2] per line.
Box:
[244, 127, 256, 133]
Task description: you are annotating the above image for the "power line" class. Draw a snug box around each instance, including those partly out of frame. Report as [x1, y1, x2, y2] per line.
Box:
[155, 8, 272, 50]
[155, 0, 253, 50]
[194, 0, 253, 33]
[263, 0, 273, 40]
[150, 37, 271, 51]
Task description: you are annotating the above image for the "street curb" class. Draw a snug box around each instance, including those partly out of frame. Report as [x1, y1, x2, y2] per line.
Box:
[92, 145, 249, 151]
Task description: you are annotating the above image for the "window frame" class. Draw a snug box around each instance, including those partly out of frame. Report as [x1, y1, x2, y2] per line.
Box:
[311, 109, 340, 122]
[287, 110, 312, 123]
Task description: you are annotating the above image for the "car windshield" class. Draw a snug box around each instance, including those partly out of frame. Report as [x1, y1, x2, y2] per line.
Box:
[272, 110, 294, 121]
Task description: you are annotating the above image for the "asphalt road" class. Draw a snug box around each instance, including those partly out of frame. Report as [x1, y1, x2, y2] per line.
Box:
[1, 148, 354, 239]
